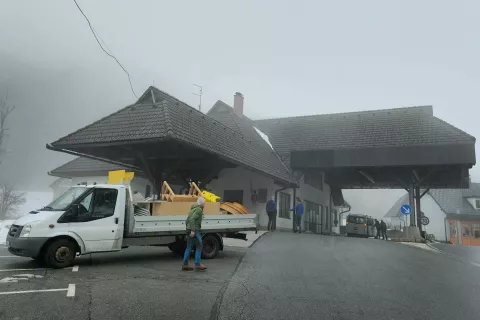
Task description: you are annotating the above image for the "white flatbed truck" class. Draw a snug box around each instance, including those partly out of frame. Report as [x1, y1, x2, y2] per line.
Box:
[6, 184, 257, 268]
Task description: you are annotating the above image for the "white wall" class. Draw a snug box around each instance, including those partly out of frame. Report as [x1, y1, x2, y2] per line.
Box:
[421, 195, 447, 242]
[208, 167, 277, 228]
[208, 168, 334, 232]
[387, 195, 447, 241]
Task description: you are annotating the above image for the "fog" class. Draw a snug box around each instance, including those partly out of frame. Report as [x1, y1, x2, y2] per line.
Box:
[0, 0, 479, 218]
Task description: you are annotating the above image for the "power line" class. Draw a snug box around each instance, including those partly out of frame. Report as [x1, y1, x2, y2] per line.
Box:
[72, 0, 138, 98]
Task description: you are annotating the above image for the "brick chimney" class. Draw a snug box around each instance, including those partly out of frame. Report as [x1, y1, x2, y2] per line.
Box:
[233, 92, 244, 118]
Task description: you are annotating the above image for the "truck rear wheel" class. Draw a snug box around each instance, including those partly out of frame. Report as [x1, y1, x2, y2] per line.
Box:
[44, 238, 76, 269]
[168, 241, 186, 255]
[202, 234, 220, 259]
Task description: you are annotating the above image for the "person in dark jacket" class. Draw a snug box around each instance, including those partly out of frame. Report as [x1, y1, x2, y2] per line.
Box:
[375, 219, 381, 239]
[182, 197, 207, 271]
[291, 198, 305, 233]
[380, 220, 388, 240]
[266, 196, 277, 231]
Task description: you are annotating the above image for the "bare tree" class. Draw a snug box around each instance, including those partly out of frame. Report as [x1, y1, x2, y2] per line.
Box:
[0, 89, 15, 160]
[0, 90, 25, 219]
[0, 184, 26, 219]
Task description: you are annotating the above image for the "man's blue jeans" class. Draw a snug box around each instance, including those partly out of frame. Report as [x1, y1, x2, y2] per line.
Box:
[182, 231, 203, 266]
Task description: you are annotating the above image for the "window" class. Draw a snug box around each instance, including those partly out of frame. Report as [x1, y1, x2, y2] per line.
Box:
[347, 215, 366, 224]
[326, 206, 329, 227]
[257, 189, 267, 203]
[305, 200, 321, 233]
[60, 188, 118, 223]
[476, 199, 480, 209]
[475, 229, 480, 239]
[279, 192, 291, 219]
[45, 186, 89, 211]
[304, 173, 323, 190]
[224, 190, 244, 204]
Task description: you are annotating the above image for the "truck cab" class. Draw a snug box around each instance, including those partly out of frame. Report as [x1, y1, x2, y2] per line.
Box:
[7, 184, 127, 267]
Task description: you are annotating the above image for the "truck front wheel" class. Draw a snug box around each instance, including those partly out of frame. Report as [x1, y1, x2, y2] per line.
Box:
[202, 234, 220, 259]
[44, 239, 76, 269]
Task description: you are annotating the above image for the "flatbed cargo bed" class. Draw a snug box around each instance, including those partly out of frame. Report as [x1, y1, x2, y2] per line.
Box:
[127, 214, 257, 237]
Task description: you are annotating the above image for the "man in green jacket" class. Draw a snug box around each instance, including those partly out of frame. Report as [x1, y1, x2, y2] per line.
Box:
[182, 197, 207, 271]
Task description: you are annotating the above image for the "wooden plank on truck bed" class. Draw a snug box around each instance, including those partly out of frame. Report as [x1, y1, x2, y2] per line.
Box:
[152, 202, 221, 216]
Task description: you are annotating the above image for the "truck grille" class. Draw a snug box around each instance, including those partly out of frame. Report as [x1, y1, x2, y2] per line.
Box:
[8, 225, 23, 238]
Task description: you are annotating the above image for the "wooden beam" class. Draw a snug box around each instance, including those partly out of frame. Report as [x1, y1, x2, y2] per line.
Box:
[359, 170, 375, 184]
[137, 151, 160, 194]
[420, 188, 430, 198]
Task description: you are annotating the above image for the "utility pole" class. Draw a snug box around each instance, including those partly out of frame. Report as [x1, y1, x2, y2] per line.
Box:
[192, 84, 203, 111]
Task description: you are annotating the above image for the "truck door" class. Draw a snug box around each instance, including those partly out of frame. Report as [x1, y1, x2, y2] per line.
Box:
[66, 187, 124, 253]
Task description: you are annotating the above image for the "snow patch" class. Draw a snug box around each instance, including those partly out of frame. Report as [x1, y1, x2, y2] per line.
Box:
[0, 220, 14, 245]
[253, 127, 274, 150]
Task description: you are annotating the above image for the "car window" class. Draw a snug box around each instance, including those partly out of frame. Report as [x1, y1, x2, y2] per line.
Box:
[63, 188, 118, 223]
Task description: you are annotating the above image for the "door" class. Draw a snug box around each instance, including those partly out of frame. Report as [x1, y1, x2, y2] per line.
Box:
[223, 190, 244, 204]
[64, 188, 123, 253]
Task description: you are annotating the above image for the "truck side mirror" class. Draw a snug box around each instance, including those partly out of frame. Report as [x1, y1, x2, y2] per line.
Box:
[71, 204, 79, 216]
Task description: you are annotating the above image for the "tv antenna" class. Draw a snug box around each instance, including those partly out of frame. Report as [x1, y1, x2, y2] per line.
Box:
[192, 84, 203, 111]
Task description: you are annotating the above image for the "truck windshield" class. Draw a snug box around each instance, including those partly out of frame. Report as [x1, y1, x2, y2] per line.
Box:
[42, 187, 90, 211]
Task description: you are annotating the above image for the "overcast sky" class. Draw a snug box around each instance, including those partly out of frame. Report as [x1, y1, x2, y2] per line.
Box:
[0, 0, 478, 217]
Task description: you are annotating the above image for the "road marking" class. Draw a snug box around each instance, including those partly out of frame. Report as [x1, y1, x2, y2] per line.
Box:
[0, 256, 18, 258]
[66, 284, 76, 297]
[0, 268, 45, 272]
[72, 265, 79, 272]
[0, 267, 75, 272]
[0, 288, 68, 295]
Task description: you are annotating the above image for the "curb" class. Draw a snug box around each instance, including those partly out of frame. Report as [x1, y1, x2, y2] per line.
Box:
[426, 243, 480, 267]
[248, 231, 269, 248]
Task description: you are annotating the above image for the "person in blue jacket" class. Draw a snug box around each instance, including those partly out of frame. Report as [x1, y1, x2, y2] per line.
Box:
[265, 196, 277, 231]
[291, 197, 304, 233]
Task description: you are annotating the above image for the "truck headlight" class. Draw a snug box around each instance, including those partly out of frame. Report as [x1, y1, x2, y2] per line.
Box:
[19, 221, 41, 238]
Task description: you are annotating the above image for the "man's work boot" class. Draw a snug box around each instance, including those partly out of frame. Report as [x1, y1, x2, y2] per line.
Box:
[195, 264, 207, 271]
[182, 265, 194, 271]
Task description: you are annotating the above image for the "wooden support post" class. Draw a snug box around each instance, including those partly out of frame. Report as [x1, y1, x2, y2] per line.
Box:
[137, 151, 159, 196]
[415, 185, 423, 235]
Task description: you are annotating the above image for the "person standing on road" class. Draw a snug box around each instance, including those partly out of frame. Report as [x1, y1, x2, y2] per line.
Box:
[375, 219, 381, 239]
[266, 196, 277, 231]
[291, 198, 305, 233]
[381, 220, 388, 240]
[182, 197, 207, 271]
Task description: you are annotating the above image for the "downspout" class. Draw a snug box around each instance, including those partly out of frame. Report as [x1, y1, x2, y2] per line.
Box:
[274, 186, 287, 231]
[292, 187, 297, 232]
[444, 216, 448, 243]
[328, 190, 332, 234]
[339, 205, 351, 234]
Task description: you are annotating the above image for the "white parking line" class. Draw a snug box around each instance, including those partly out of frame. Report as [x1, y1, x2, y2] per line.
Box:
[0, 284, 76, 297]
[0, 256, 18, 258]
[67, 284, 76, 297]
[72, 265, 79, 272]
[0, 267, 75, 272]
[0, 268, 46, 272]
[0, 288, 67, 295]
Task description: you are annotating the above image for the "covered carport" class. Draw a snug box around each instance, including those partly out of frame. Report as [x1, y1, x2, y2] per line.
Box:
[255, 105, 476, 234]
[47, 86, 296, 195]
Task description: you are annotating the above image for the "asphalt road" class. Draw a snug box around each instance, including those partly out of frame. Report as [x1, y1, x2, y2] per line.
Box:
[0, 234, 479, 320]
[0, 245, 247, 320]
[216, 232, 480, 320]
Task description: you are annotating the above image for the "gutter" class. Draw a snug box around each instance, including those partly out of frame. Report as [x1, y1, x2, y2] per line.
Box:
[46, 143, 141, 171]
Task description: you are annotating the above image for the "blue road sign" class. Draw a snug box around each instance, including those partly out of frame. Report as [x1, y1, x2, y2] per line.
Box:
[400, 204, 412, 215]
